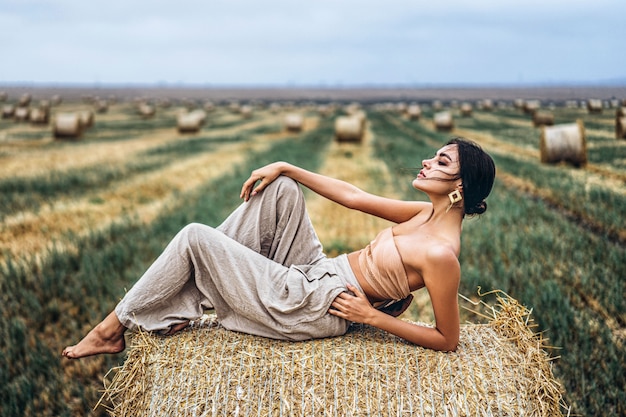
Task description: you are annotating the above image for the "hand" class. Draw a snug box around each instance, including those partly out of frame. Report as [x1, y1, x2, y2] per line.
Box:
[240, 162, 285, 201]
[328, 284, 376, 324]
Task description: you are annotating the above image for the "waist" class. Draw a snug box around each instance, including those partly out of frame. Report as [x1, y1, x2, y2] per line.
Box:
[347, 250, 387, 302]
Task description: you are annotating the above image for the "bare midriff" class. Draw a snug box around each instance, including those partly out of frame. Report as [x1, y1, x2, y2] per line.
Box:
[347, 250, 387, 302]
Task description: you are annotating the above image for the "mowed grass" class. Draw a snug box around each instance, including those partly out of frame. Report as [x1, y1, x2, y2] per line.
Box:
[0, 97, 624, 416]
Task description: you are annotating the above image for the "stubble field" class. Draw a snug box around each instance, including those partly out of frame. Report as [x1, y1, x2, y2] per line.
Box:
[0, 88, 624, 416]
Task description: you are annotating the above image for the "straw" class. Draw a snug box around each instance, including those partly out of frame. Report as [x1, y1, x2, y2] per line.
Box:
[99, 292, 569, 416]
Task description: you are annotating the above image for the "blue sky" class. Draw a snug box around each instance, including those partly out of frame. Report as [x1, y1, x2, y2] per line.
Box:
[1, 0, 624, 86]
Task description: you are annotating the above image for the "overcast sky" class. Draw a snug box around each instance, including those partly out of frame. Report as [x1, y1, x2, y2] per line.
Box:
[1, 0, 624, 87]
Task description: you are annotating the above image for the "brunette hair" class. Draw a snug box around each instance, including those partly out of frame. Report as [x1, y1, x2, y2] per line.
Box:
[447, 137, 496, 216]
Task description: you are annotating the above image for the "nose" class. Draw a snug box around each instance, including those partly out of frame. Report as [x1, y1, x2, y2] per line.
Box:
[422, 158, 431, 168]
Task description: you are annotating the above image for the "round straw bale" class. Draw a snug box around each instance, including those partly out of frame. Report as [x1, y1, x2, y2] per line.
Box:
[0, 91, 6, 101]
[532, 110, 554, 127]
[432, 100, 443, 111]
[240, 105, 253, 118]
[203, 101, 215, 112]
[616, 117, 626, 140]
[14, 106, 30, 122]
[18, 93, 31, 107]
[100, 293, 568, 417]
[540, 120, 586, 166]
[523, 100, 541, 115]
[53, 113, 84, 139]
[480, 99, 494, 111]
[514, 98, 525, 109]
[406, 104, 421, 120]
[29, 107, 50, 124]
[616, 107, 626, 118]
[177, 112, 204, 133]
[51, 95, 62, 106]
[284, 113, 304, 132]
[138, 103, 156, 118]
[334, 115, 364, 142]
[78, 110, 94, 128]
[434, 111, 454, 131]
[460, 102, 473, 117]
[586, 99, 603, 114]
[2, 104, 15, 119]
[95, 99, 109, 113]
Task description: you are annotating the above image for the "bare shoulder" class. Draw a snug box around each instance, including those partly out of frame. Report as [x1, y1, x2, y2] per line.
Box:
[422, 243, 461, 283]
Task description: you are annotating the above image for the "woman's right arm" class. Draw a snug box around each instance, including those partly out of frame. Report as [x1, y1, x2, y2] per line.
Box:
[240, 161, 428, 224]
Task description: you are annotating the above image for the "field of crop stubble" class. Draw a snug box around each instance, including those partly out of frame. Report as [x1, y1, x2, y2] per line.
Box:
[0, 87, 624, 416]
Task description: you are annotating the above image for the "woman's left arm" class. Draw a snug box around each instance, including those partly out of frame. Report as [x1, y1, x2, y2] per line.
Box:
[330, 247, 460, 351]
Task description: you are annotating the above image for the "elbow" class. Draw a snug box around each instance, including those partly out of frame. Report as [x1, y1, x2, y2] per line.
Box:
[445, 340, 459, 352]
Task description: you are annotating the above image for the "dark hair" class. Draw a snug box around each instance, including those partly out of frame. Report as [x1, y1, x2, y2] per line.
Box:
[447, 137, 496, 216]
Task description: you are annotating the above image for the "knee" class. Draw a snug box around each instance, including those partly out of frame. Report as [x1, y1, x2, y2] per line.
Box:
[270, 176, 302, 203]
[179, 223, 216, 247]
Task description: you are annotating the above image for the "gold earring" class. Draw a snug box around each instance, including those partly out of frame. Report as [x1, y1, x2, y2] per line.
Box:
[446, 190, 462, 213]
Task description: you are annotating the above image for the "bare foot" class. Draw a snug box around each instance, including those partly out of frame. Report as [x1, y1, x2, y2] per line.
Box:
[164, 320, 190, 335]
[63, 312, 127, 359]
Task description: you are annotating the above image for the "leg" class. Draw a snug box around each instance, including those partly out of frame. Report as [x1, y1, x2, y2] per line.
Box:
[218, 176, 325, 266]
[62, 311, 126, 359]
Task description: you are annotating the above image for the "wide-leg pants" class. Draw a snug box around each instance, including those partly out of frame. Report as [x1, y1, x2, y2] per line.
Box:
[114, 176, 361, 341]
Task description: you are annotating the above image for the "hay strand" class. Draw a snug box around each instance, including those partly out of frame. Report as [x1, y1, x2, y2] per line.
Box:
[99, 293, 568, 416]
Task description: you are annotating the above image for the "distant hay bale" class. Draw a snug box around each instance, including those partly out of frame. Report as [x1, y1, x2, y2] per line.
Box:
[586, 99, 603, 114]
[284, 113, 304, 132]
[138, 103, 156, 118]
[53, 113, 84, 139]
[13, 106, 30, 122]
[523, 100, 541, 115]
[0, 91, 7, 101]
[99, 293, 567, 417]
[95, 99, 109, 113]
[480, 99, 494, 111]
[177, 110, 206, 133]
[540, 120, 587, 166]
[460, 102, 473, 117]
[51, 94, 62, 106]
[532, 111, 554, 127]
[18, 93, 32, 107]
[78, 110, 95, 128]
[616, 117, 626, 140]
[432, 100, 443, 111]
[29, 107, 50, 125]
[406, 104, 421, 120]
[334, 115, 364, 142]
[2, 104, 15, 119]
[434, 111, 454, 131]
[240, 105, 253, 119]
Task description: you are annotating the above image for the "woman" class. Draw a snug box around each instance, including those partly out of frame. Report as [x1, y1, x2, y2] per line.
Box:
[63, 137, 495, 358]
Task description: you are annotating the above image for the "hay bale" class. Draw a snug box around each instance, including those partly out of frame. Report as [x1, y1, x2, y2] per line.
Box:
[240, 105, 253, 119]
[78, 110, 95, 128]
[406, 104, 421, 120]
[2, 104, 15, 119]
[99, 294, 567, 416]
[434, 111, 454, 132]
[540, 120, 586, 166]
[616, 117, 626, 140]
[177, 111, 206, 133]
[29, 107, 50, 125]
[95, 99, 109, 113]
[460, 102, 473, 117]
[334, 115, 364, 142]
[18, 93, 31, 107]
[532, 111, 554, 127]
[480, 99, 494, 111]
[586, 99, 603, 114]
[284, 113, 304, 132]
[0, 91, 6, 102]
[51, 95, 62, 106]
[53, 113, 84, 139]
[14, 106, 30, 122]
[523, 100, 541, 115]
[138, 103, 156, 118]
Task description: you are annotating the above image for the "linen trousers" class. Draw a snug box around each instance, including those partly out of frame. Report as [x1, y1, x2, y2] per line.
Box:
[114, 176, 361, 341]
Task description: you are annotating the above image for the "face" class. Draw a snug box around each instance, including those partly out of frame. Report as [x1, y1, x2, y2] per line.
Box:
[412, 144, 461, 192]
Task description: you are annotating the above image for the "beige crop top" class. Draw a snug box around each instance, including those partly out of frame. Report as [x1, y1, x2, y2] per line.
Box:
[357, 227, 411, 300]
